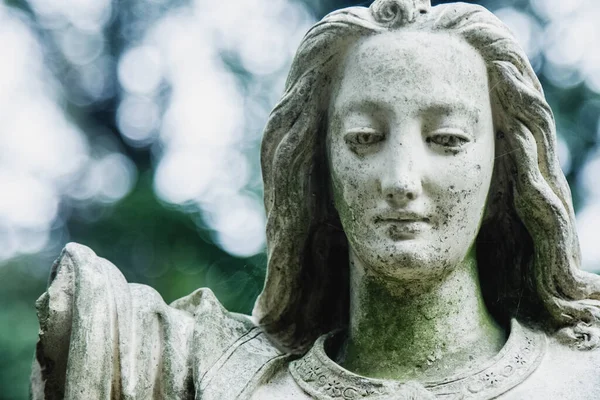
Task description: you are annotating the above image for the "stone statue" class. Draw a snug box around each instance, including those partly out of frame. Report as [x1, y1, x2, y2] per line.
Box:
[31, 0, 600, 399]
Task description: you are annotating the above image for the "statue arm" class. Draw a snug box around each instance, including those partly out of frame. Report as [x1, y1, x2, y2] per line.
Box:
[31, 243, 195, 400]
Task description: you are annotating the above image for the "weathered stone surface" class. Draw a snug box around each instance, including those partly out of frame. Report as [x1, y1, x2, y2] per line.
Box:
[32, 0, 600, 398]
[31, 243, 288, 399]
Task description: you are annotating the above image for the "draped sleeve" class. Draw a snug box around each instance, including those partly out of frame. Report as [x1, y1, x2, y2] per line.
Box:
[30, 243, 285, 399]
[31, 243, 196, 399]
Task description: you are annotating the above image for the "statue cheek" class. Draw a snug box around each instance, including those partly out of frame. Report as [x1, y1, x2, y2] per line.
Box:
[331, 174, 359, 226]
[330, 172, 352, 222]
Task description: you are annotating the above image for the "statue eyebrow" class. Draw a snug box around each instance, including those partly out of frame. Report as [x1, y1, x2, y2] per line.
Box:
[333, 98, 393, 118]
[422, 101, 481, 122]
[334, 98, 481, 122]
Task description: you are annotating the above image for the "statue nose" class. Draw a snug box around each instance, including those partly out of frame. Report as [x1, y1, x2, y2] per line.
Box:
[380, 159, 422, 206]
[382, 180, 421, 206]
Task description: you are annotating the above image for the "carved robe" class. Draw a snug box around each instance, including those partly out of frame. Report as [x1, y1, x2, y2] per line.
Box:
[31, 243, 288, 399]
[32, 243, 600, 399]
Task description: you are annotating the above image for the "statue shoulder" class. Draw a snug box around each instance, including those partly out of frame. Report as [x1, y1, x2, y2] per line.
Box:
[545, 336, 600, 381]
[506, 332, 600, 399]
[170, 287, 259, 377]
[171, 288, 291, 398]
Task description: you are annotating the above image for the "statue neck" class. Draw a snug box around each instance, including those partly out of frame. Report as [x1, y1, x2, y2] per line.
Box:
[338, 248, 506, 382]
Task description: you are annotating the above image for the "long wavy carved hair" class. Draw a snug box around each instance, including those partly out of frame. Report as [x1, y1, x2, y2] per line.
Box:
[252, 0, 600, 354]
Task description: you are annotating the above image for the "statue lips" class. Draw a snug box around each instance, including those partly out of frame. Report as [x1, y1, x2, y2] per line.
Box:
[372, 210, 431, 239]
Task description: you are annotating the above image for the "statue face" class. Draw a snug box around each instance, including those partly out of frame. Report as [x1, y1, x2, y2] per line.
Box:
[327, 31, 495, 281]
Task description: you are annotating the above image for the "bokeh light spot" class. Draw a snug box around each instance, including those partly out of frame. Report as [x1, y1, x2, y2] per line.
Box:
[118, 45, 163, 94]
[117, 95, 160, 146]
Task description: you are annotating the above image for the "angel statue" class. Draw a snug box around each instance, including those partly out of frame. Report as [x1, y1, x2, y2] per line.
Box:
[31, 0, 600, 399]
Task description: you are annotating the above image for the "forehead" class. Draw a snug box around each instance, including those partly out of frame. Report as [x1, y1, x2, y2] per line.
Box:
[331, 30, 490, 116]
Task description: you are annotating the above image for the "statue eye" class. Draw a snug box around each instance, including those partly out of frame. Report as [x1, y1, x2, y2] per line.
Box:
[345, 129, 384, 146]
[427, 132, 470, 148]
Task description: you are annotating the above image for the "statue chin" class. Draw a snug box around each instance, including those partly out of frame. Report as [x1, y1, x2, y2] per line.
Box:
[349, 245, 453, 284]
[31, 0, 600, 399]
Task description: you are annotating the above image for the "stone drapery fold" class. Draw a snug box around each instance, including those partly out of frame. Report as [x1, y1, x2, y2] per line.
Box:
[32, 243, 203, 399]
[31, 243, 288, 399]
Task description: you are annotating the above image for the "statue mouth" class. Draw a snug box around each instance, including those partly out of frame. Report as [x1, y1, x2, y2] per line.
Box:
[373, 211, 430, 225]
[373, 212, 431, 239]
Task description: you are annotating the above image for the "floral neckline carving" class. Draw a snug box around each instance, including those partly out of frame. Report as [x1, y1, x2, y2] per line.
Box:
[289, 319, 546, 400]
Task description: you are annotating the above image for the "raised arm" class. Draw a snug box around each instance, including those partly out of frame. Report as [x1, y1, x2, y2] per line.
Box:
[31, 243, 195, 399]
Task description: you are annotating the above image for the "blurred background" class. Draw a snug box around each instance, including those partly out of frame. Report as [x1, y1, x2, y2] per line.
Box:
[0, 0, 599, 397]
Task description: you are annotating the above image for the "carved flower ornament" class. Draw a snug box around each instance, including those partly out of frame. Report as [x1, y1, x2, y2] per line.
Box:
[290, 320, 545, 399]
[370, 0, 431, 28]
